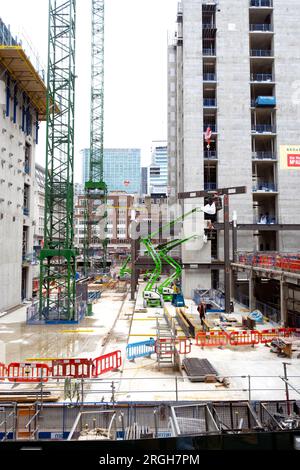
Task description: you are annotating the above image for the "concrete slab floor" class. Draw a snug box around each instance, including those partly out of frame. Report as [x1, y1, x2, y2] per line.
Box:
[0, 282, 300, 404]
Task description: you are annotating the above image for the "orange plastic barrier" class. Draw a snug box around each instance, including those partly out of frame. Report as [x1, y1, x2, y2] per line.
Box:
[0, 363, 6, 381]
[92, 351, 122, 377]
[7, 363, 50, 383]
[196, 331, 228, 347]
[177, 337, 192, 355]
[260, 329, 281, 344]
[229, 330, 260, 346]
[52, 359, 93, 378]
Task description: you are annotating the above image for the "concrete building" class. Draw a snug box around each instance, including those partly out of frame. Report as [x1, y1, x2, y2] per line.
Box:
[0, 19, 46, 311]
[149, 141, 168, 196]
[81, 148, 141, 194]
[168, 0, 300, 297]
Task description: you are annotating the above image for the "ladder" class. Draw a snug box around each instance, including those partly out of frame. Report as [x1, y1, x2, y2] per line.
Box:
[156, 318, 177, 370]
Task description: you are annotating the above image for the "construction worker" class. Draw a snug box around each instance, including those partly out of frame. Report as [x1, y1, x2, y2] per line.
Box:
[197, 301, 207, 327]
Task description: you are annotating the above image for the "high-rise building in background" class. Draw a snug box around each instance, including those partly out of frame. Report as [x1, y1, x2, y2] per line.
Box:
[0, 19, 46, 311]
[168, 0, 300, 295]
[81, 148, 90, 185]
[140, 167, 149, 196]
[81, 148, 141, 194]
[149, 141, 168, 196]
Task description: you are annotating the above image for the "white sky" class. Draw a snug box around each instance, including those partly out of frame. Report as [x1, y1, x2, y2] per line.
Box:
[1, 0, 178, 182]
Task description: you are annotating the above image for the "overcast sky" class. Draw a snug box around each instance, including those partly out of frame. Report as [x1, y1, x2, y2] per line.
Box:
[1, 0, 178, 182]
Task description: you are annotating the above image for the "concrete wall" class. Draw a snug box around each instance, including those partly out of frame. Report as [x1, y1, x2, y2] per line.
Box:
[273, 0, 300, 251]
[168, 44, 178, 205]
[181, 0, 211, 291]
[0, 67, 36, 311]
[217, 0, 254, 257]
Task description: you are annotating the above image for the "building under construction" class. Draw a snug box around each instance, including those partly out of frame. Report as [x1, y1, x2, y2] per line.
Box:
[1, 0, 300, 455]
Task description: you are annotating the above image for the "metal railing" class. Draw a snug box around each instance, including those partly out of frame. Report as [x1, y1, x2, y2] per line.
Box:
[203, 23, 216, 29]
[0, 375, 300, 406]
[252, 182, 277, 192]
[250, 0, 273, 7]
[203, 98, 217, 107]
[203, 73, 216, 81]
[252, 151, 276, 160]
[254, 216, 277, 224]
[203, 48, 216, 56]
[252, 124, 276, 133]
[251, 73, 273, 82]
[250, 49, 273, 57]
[250, 24, 273, 32]
[204, 150, 218, 159]
[204, 182, 217, 191]
[203, 124, 217, 132]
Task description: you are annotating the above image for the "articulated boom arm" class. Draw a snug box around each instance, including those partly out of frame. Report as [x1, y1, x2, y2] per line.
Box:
[157, 235, 198, 294]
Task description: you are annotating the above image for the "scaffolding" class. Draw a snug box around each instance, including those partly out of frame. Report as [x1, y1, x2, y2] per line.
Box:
[39, 0, 77, 321]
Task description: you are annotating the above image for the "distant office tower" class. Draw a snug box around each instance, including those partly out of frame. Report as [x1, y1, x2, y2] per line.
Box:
[149, 141, 168, 196]
[81, 148, 90, 185]
[141, 167, 149, 196]
[81, 148, 141, 193]
[168, 0, 300, 293]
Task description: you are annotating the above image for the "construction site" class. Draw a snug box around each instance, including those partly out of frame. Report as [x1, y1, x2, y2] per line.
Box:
[0, 0, 300, 454]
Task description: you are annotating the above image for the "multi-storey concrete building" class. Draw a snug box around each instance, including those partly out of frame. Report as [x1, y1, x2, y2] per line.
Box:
[0, 19, 46, 311]
[168, 0, 300, 297]
[140, 167, 149, 196]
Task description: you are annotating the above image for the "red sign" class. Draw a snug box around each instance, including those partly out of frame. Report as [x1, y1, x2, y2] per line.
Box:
[287, 154, 300, 167]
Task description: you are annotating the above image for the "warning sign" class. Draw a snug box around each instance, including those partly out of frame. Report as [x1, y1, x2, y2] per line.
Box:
[280, 145, 300, 170]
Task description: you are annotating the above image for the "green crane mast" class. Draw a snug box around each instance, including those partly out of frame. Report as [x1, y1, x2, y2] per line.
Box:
[39, 0, 77, 321]
[84, 0, 108, 275]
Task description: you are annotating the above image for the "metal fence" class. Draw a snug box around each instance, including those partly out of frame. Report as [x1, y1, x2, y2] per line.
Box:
[26, 296, 87, 325]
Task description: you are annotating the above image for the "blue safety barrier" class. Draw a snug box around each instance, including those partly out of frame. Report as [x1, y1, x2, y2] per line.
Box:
[126, 339, 156, 361]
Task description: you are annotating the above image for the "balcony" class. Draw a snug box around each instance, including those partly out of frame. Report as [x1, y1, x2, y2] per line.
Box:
[204, 182, 217, 191]
[251, 124, 276, 133]
[204, 150, 218, 160]
[203, 98, 217, 107]
[252, 151, 276, 160]
[203, 73, 216, 81]
[253, 182, 277, 192]
[250, 24, 273, 32]
[250, 0, 273, 7]
[203, 124, 217, 132]
[203, 48, 216, 56]
[255, 96, 276, 107]
[254, 216, 277, 225]
[250, 49, 273, 57]
[250, 73, 273, 82]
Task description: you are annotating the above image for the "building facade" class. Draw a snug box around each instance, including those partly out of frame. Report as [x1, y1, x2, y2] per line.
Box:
[149, 141, 168, 196]
[168, 0, 300, 295]
[0, 19, 46, 311]
[81, 148, 141, 194]
[140, 167, 149, 196]
[74, 192, 134, 259]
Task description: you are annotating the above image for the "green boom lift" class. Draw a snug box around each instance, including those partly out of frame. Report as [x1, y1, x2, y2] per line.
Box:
[119, 255, 132, 279]
[157, 235, 198, 302]
[142, 203, 216, 308]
